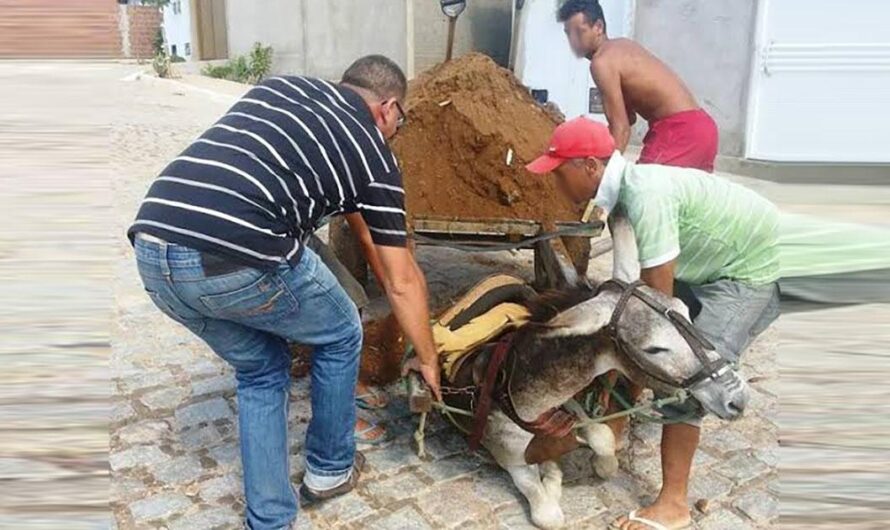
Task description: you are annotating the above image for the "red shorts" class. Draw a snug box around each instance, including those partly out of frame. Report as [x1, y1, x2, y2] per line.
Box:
[638, 108, 718, 172]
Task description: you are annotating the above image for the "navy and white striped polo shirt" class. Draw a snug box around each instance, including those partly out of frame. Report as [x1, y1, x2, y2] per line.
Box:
[128, 76, 407, 269]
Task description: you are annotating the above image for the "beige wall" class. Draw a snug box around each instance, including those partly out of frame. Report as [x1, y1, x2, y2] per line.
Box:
[226, 0, 407, 80]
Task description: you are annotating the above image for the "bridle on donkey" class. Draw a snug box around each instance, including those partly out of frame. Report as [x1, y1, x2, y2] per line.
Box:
[597, 278, 733, 390]
[467, 278, 732, 450]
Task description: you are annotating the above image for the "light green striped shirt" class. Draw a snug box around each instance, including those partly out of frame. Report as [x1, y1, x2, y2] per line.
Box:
[595, 153, 780, 286]
[779, 214, 890, 277]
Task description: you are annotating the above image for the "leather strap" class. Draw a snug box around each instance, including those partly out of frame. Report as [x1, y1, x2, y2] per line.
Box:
[598, 279, 726, 390]
[497, 349, 576, 439]
[498, 391, 576, 439]
[468, 335, 513, 451]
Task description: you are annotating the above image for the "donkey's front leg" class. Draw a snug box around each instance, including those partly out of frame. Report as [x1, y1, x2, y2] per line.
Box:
[540, 460, 563, 502]
[505, 465, 566, 529]
[484, 411, 566, 529]
[564, 401, 619, 479]
[581, 423, 619, 479]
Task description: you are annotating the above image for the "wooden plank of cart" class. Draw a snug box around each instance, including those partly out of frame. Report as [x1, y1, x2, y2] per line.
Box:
[329, 214, 605, 290]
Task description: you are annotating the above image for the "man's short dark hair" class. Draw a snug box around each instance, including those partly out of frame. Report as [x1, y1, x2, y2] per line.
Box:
[557, 0, 606, 32]
[341, 55, 408, 101]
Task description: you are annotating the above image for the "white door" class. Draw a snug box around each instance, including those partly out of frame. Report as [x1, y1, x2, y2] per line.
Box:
[746, 0, 890, 163]
[513, 0, 634, 120]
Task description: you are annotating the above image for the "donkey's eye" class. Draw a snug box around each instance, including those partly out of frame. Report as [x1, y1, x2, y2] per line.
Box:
[644, 346, 670, 355]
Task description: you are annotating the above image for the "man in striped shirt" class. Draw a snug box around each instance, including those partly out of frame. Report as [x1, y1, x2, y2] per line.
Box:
[528, 117, 780, 530]
[128, 56, 441, 529]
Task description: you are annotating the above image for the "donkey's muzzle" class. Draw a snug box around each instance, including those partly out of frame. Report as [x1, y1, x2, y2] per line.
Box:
[690, 368, 749, 421]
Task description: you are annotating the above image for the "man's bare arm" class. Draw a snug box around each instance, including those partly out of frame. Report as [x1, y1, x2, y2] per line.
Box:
[345, 212, 386, 286]
[640, 260, 675, 297]
[591, 59, 632, 152]
[375, 245, 441, 400]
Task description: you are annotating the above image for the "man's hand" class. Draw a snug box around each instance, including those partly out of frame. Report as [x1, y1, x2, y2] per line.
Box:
[402, 356, 442, 401]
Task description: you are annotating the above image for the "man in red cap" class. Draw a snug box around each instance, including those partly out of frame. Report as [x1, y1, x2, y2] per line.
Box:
[528, 117, 780, 530]
[558, 0, 718, 172]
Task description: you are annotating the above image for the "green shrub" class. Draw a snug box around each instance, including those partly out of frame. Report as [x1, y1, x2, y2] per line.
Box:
[153, 27, 165, 56]
[202, 42, 274, 85]
[153, 52, 173, 78]
[201, 63, 231, 79]
[247, 42, 274, 84]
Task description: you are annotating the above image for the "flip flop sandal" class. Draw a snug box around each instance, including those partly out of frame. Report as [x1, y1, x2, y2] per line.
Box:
[299, 452, 366, 507]
[610, 510, 692, 530]
[354, 421, 392, 446]
[356, 387, 389, 410]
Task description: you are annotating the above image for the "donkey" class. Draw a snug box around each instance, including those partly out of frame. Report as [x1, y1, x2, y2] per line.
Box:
[461, 213, 751, 528]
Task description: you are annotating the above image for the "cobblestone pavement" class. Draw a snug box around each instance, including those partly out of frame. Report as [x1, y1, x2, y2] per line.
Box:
[106, 64, 779, 529]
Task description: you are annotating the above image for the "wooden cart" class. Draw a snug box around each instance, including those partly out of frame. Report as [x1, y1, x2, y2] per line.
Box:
[328, 215, 604, 290]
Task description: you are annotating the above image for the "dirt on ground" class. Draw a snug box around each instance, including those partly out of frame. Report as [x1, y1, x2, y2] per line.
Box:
[392, 53, 582, 224]
[290, 313, 405, 385]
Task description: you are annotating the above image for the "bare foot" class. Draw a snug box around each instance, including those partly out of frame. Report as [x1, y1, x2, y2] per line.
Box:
[354, 417, 388, 445]
[612, 498, 691, 530]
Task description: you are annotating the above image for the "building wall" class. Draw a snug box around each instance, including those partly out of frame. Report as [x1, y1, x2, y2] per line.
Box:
[0, 0, 121, 58]
[413, 0, 513, 74]
[126, 5, 163, 60]
[226, 0, 303, 72]
[633, 0, 758, 156]
[226, 0, 407, 80]
[163, 0, 193, 60]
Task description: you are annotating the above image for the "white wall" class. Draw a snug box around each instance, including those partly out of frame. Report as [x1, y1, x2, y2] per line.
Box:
[633, 0, 758, 156]
[746, 0, 890, 163]
[513, 0, 634, 120]
[162, 0, 193, 59]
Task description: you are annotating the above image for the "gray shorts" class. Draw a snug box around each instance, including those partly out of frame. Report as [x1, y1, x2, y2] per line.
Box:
[306, 234, 370, 311]
[657, 278, 780, 426]
[779, 267, 890, 305]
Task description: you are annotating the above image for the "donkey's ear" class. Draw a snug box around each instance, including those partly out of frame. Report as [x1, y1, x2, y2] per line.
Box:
[609, 209, 640, 282]
[541, 295, 613, 338]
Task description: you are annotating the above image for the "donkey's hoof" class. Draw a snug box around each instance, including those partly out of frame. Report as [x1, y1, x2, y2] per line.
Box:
[530, 503, 565, 529]
[593, 454, 619, 479]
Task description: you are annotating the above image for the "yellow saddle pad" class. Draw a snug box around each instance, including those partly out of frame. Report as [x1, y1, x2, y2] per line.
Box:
[434, 302, 530, 382]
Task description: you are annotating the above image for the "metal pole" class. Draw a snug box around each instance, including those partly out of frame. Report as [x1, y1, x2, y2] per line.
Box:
[446, 16, 457, 61]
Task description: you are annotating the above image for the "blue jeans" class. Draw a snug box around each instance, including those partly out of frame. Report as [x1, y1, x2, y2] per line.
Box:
[134, 237, 362, 530]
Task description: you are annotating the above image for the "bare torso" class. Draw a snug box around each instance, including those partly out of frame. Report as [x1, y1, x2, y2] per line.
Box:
[591, 38, 698, 123]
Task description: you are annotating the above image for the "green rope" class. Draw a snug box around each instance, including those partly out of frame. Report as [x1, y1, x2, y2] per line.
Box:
[600, 378, 697, 425]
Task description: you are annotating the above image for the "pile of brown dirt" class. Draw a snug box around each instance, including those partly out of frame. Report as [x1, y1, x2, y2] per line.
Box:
[392, 53, 582, 224]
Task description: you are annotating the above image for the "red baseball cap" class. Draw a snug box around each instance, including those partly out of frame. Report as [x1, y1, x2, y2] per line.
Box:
[526, 116, 616, 174]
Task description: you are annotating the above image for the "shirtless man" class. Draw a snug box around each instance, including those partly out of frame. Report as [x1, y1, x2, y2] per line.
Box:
[558, 0, 718, 171]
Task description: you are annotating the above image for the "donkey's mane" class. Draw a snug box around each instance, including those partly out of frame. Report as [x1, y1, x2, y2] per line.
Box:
[524, 284, 599, 323]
